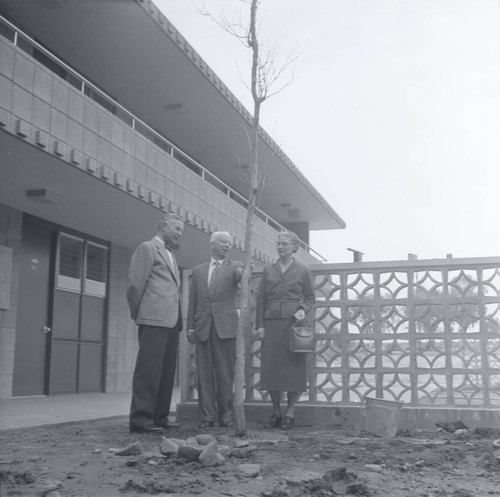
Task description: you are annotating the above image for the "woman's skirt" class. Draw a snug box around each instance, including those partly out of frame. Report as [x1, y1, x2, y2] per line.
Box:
[260, 318, 307, 392]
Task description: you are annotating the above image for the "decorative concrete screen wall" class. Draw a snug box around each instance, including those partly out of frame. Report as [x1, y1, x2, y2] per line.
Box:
[181, 257, 500, 408]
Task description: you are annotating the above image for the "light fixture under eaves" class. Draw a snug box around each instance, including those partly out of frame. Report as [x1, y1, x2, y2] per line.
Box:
[26, 189, 60, 204]
[165, 103, 185, 115]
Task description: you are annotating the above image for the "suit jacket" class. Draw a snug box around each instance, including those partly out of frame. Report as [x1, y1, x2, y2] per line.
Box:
[127, 237, 182, 330]
[255, 259, 315, 328]
[186, 259, 243, 341]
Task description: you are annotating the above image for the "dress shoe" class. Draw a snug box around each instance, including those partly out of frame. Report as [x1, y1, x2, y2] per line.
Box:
[280, 416, 294, 431]
[198, 420, 214, 429]
[264, 414, 282, 429]
[219, 421, 234, 428]
[129, 424, 164, 434]
[154, 419, 180, 429]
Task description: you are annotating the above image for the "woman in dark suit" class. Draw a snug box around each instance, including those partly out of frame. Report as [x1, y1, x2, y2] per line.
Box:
[255, 231, 315, 430]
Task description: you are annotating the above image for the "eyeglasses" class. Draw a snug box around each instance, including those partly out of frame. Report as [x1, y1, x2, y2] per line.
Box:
[276, 242, 292, 247]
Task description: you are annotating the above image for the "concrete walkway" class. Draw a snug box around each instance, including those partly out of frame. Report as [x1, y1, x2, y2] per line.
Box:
[0, 389, 180, 430]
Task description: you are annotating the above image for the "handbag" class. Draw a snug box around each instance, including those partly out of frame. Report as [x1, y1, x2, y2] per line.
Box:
[289, 320, 315, 353]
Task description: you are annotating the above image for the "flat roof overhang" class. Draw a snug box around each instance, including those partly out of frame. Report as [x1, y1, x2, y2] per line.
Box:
[0, 0, 345, 232]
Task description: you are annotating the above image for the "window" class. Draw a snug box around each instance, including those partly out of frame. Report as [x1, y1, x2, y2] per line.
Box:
[56, 234, 108, 297]
[85, 243, 108, 297]
[56, 234, 83, 292]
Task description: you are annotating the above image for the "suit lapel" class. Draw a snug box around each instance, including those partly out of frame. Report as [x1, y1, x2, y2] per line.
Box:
[171, 252, 180, 287]
[154, 238, 180, 287]
[201, 262, 210, 295]
[273, 261, 282, 276]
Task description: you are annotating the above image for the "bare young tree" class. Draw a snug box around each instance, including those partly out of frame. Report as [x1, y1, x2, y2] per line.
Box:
[201, 0, 295, 436]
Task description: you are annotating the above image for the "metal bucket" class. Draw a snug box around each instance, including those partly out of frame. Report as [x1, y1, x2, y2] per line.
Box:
[365, 397, 404, 437]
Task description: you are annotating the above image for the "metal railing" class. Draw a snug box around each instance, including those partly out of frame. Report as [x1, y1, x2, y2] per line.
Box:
[0, 14, 325, 262]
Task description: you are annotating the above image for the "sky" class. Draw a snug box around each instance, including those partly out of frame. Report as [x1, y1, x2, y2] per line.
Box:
[155, 0, 500, 264]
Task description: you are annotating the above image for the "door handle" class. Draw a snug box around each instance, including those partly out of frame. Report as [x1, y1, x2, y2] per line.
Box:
[43, 326, 51, 334]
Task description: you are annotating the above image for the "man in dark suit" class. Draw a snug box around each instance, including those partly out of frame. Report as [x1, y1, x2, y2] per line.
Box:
[186, 231, 244, 428]
[127, 213, 184, 433]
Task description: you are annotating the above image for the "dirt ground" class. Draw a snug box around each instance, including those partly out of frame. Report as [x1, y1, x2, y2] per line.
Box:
[1, 416, 500, 497]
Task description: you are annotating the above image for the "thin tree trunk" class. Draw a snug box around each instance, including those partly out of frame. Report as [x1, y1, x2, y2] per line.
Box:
[233, 0, 261, 437]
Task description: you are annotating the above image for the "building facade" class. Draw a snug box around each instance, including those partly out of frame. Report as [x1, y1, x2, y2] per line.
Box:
[0, 0, 344, 399]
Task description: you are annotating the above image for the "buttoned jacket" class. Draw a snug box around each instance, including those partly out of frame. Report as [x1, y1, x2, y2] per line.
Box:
[187, 259, 243, 341]
[255, 259, 315, 328]
[127, 237, 182, 329]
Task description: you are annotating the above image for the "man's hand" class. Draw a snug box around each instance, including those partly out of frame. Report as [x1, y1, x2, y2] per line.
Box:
[255, 327, 265, 340]
[186, 329, 196, 343]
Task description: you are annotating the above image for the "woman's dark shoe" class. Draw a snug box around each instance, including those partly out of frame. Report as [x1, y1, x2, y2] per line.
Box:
[264, 414, 282, 429]
[280, 416, 294, 430]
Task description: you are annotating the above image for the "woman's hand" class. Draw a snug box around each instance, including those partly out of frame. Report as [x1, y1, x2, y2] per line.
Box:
[294, 309, 306, 321]
[255, 327, 265, 340]
[186, 329, 196, 343]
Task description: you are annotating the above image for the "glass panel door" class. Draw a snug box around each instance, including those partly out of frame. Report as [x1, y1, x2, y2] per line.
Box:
[49, 233, 108, 394]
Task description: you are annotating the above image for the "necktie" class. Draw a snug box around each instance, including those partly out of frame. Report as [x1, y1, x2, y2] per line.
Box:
[209, 260, 221, 293]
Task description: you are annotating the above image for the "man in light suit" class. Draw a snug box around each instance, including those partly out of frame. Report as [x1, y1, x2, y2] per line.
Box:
[127, 213, 184, 433]
[187, 231, 244, 428]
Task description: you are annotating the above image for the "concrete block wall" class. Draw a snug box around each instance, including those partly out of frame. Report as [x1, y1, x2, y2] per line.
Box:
[0, 205, 22, 399]
[106, 242, 136, 393]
